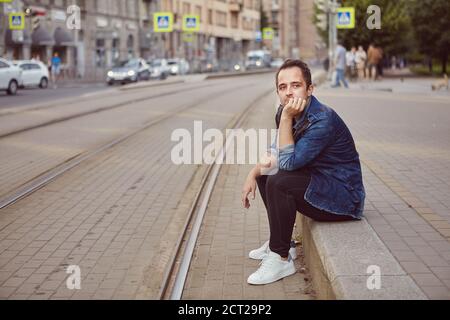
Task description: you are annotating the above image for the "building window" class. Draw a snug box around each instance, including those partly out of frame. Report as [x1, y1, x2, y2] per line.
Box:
[216, 11, 227, 27]
[127, 35, 134, 59]
[231, 13, 238, 29]
[96, 39, 106, 67]
[195, 5, 202, 22]
[208, 9, 213, 25]
[112, 38, 120, 65]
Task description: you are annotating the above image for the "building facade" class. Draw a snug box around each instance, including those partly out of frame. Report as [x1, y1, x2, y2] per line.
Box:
[159, 0, 261, 71]
[262, 0, 326, 61]
[1, 0, 262, 80]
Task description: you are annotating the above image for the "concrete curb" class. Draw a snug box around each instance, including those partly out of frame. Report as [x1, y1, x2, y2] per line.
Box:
[299, 215, 427, 299]
[205, 68, 274, 80]
[118, 78, 185, 91]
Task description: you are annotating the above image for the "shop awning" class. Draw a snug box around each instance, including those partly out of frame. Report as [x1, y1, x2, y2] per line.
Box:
[54, 27, 75, 46]
[32, 27, 55, 46]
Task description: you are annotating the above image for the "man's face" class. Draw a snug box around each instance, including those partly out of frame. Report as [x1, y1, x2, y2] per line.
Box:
[277, 67, 313, 106]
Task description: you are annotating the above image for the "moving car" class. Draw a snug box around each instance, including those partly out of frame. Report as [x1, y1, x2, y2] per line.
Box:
[245, 50, 272, 70]
[0, 57, 23, 95]
[148, 59, 170, 80]
[14, 60, 49, 89]
[167, 58, 190, 75]
[106, 58, 150, 85]
[198, 58, 219, 73]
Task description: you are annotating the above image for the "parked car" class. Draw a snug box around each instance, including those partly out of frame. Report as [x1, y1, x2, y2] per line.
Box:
[106, 58, 150, 85]
[167, 58, 190, 75]
[148, 59, 170, 80]
[0, 57, 23, 95]
[13, 60, 49, 89]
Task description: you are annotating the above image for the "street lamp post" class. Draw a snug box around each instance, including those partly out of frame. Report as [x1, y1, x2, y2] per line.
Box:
[327, 0, 338, 79]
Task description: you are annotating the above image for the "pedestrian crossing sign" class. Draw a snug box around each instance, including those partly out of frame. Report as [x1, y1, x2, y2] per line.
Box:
[9, 12, 25, 30]
[262, 28, 274, 40]
[154, 12, 173, 32]
[336, 7, 355, 29]
[182, 15, 200, 32]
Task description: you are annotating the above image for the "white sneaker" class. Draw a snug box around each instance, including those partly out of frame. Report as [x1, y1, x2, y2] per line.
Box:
[247, 251, 296, 285]
[249, 240, 297, 260]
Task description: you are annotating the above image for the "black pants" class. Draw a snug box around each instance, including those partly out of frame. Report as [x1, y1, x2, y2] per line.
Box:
[256, 169, 357, 258]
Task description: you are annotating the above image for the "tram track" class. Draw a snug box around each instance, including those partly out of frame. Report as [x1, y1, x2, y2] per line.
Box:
[157, 89, 273, 300]
[0, 81, 261, 211]
[0, 79, 229, 139]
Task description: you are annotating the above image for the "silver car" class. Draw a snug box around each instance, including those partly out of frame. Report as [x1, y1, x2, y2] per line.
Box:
[106, 58, 151, 85]
[167, 58, 190, 76]
[148, 59, 170, 80]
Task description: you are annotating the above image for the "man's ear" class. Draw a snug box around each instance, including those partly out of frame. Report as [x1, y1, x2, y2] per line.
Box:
[307, 84, 314, 97]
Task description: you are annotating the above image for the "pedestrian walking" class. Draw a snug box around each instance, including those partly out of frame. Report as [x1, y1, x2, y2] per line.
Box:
[51, 52, 62, 88]
[346, 46, 357, 82]
[242, 59, 365, 285]
[331, 41, 349, 88]
[367, 44, 382, 81]
[355, 45, 367, 80]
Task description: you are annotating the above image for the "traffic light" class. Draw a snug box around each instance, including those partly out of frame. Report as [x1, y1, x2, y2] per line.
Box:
[315, 0, 328, 31]
[316, 13, 327, 31]
[24, 7, 46, 30]
[315, 0, 328, 12]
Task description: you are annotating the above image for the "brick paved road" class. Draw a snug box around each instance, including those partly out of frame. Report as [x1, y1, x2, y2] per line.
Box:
[0, 79, 232, 198]
[0, 74, 274, 299]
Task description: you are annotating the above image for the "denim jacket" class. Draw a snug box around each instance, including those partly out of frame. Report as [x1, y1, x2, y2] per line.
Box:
[272, 95, 365, 219]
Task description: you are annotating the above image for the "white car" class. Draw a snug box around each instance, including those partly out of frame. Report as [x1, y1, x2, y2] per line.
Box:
[167, 58, 190, 75]
[148, 59, 170, 80]
[14, 60, 49, 89]
[0, 58, 23, 95]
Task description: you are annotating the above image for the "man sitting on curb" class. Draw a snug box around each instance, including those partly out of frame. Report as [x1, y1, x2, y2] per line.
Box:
[241, 59, 365, 285]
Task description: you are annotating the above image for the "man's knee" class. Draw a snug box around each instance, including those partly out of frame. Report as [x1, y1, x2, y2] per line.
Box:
[266, 170, 295, 191]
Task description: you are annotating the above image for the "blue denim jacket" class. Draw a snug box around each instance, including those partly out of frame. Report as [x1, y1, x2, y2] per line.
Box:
[275, 95, 365, 219]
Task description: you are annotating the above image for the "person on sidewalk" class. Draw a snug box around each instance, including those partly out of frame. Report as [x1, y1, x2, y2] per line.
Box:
[346, 46, 357, 82]
[331, 41, 349, 88]
[51, 52, 62, 89]
[355, 45, 367, 80]
[367, 44, 382, 81]
[241, 59, 365, 285]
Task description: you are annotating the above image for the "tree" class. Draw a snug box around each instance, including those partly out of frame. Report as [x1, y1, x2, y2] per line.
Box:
[408, 0, 450, 74]
[313, 0, 413, 57]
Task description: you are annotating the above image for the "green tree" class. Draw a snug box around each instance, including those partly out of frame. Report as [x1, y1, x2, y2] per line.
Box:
[313, 0, 413, 56]
[408, 0, 450, 74]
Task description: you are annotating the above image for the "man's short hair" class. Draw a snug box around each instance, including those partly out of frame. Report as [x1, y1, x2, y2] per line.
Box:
[276, 59, 312, 90]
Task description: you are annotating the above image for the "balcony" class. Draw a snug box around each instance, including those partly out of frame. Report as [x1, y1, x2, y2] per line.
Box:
[229, 0, 243, 13]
